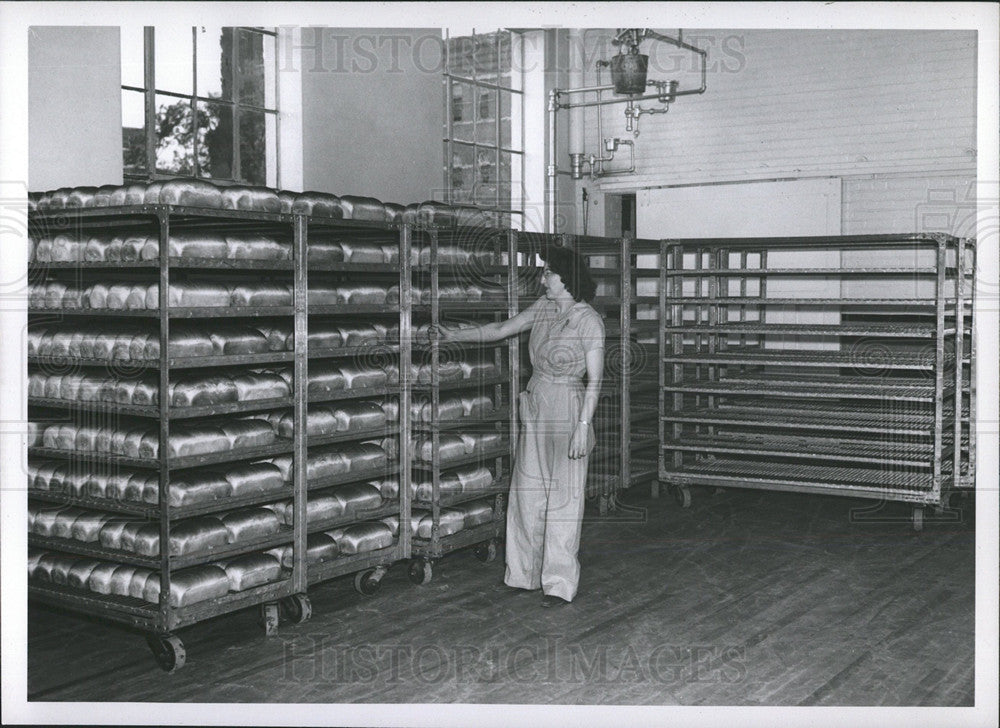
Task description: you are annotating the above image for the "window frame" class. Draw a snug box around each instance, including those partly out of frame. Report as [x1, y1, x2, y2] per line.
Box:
[443, 29, 526, 228]
[121, 26, 280, 186]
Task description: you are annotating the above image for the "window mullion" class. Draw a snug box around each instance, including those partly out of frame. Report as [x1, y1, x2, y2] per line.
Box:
[494, 31, 501, 220]
[144, 26, 156, 179]
[191, 26, 199, 177]
[232, 28, 242, 182]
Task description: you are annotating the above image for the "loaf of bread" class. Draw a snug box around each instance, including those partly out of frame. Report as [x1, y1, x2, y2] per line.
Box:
[86, 562, 121, 594]
[326, 521, 393, 554]
[65, 559, 103, 590]
[32, 553, 63, 582]
[107, 564, 141, 597]
[413, 434, 470, 463]
[473, 431, 504, 453]
[224, 462, 285, 497]
[158, 178, 224, 208]
[291, 191, 343, 218]
[403, 201, 453, 227]
[339, 442, 388, 472]
[310, 447, 352, 480]
[128, 375, 159, 405]
[307, 363, 345, 394]
[220, 552, 283, 592]
[151, 281, 232, 308]
[273, 532, 340, 568]
[166, 516, 229, 556]
[340, 241, 389, 263]
[332, 401, 387, 432]
[306, 322, 343, 350]
[142, 565, 231, 607]
[461, 394, 494, 418]
[307, 240, 345, 263]
[383, 202, 405, 225]
[124, 472, 160, 503]
[230, 282, 292, 307]
[164, 425, 231, 458]
[233, 372, 290, 401]
[307, 284, 339, 305]
[455, 499, 494, 528]
[460, 359, 498, 379]
[412, 395, 465, 423]
[254, 322, 293, 351]
[456, 466, 494, 491]
[226, 233, 292, 260]
[369, 478, 399, 499]
[277, 190, 297, 213]
[337, 283, 389, 304]
[168, 471, 232, 507]
[126, 567, 156, 599]
[117, 233, 151, 262]
[301, 494, 344, 524]
[339, 365, 388, 389]
[337, 323, 379, 347]
[121, 183, 147, 206]
[50, 233, 85, 261]
[49, 557, 81, 586]
[415, 508, 465, 538]
[219, 419, 276, 449]
[220, 507, 283, 543]
[169, 374, 239, 407]
[98, 518, 144, 550]
[368, 403, 394, 430]
[167, 232, 228, 259]
[31, 505, 75, 537]
[220, 185, 251, 210]
[339, 195, 386, 222]
[208, 325, 270, 355]
[89, 184, 119, 207]
[332, 482, 383, 512]
[412, 473, 462, 502]
[275, 405, 336, 439]
[144, 323, 214, 359]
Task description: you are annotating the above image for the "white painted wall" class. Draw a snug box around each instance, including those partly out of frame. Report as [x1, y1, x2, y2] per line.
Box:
[28, 27, 123, 189]
[570, 29, 976, 238]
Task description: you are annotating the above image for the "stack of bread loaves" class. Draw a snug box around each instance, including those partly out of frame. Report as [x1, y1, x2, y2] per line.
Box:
[29, 180, 497, 229]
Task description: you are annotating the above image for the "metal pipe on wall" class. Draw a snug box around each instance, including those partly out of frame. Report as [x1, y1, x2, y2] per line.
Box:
[546, 89, 558, 234]
[568, 29, 585, 155]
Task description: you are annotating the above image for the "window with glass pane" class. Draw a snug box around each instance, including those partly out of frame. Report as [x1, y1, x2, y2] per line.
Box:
[121, 26, 278, 185]
[444, 29, 524, 228]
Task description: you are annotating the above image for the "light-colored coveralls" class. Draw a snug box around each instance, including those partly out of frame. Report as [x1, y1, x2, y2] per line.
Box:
[504, 297, 605, 601]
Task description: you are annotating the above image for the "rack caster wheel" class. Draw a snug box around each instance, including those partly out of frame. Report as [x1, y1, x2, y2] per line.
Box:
[354, 569, 382, 596]
[260, 602, 280, 637]
[474, 539, 498, 563]
[408, 559, 433, 585]
[912, 507, 924, 532]
[672, 485, 692, 509]
[279, 593, 313, 624]
[146, 633, 186, 673]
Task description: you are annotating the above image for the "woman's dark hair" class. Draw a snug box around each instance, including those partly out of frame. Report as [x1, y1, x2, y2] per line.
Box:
[540, 244, 597, 303]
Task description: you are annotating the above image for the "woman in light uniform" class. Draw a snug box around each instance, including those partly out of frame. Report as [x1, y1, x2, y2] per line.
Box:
[441, 245, 604, 607]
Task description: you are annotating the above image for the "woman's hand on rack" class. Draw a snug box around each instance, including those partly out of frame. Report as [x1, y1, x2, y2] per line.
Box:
[568, 421, 593, 459]
[437, 323, 473, 343]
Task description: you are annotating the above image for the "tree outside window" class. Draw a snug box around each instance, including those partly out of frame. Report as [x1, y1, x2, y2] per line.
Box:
[121, 26, 278, 186]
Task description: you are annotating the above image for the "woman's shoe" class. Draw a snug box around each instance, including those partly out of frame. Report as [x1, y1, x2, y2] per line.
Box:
[541, 594, 570, 608]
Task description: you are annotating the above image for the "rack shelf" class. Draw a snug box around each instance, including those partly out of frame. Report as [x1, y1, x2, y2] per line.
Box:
[657, 233, 974, 521]
[28, 528, 295, 571]
[29, 396, 294, 420]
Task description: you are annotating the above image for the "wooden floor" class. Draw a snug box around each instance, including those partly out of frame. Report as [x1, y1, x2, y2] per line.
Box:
[27, 486, 976, 706]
